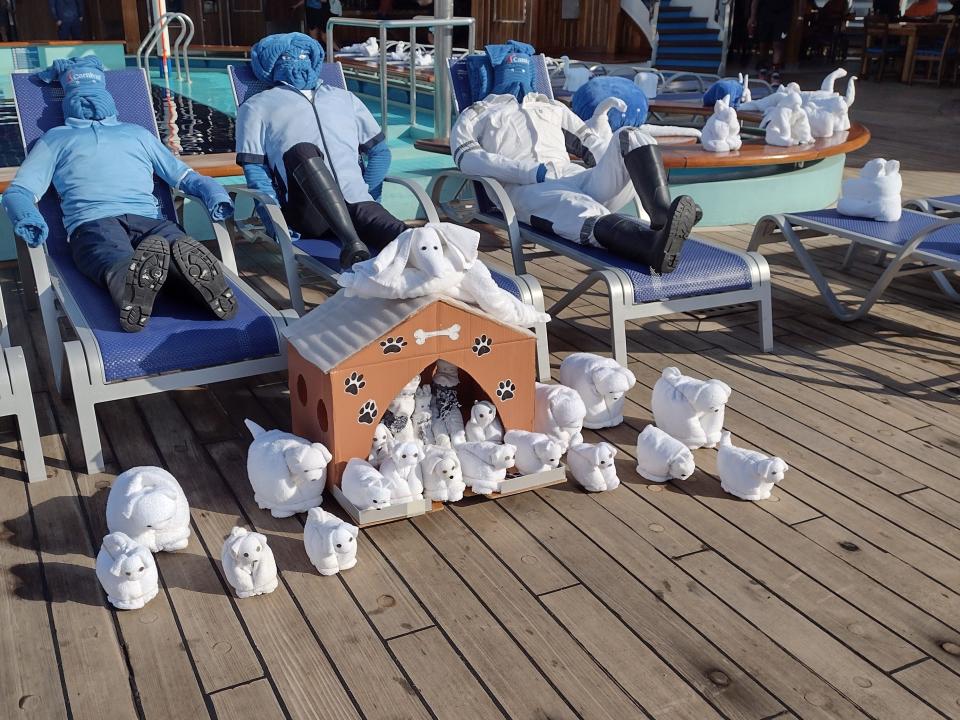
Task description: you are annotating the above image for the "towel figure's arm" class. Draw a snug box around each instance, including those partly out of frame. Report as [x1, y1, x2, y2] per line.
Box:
[141, 130, 234, 220]
[450, 100, 544, 185]
[235, 100, 282, 233]
[558, 99, 617, 166]
[1, 138, 56, 247]
[354, 94, 391, 201]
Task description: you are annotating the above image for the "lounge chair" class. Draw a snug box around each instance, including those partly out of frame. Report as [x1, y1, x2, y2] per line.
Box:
[430, 54, 773, 366]
[749, 208, 960, 318]
[10, 69, 294, 474]
[0, 286, 45, 482]
[905, 195, 960, 215]
[227, 62, 552, 380]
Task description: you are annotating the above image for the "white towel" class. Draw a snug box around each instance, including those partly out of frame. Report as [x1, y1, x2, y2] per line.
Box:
[557, 353, 636, 429]
[700, 95, 742, 153]
[342, 37, 379, 57]
[105, 466, 191, 553]
[562, 56, 593, 92]
[566, 442, 620, 492]
[456, 441, 516, 495]
[534, 382, 586, 451]
[338, 223, 550, 327]
[651, 367, 731, 449]
[221, 527, 279, 598]
[96, 532, 159, 610]
[503, 429, 563, 475]
[341, 458, 392, 510]
[633, 70, 659, 99]
[837, 158, 902, 222]
[304, 509, 359, 576]
[634, 425, 695, 483]
[716, 432, 788, 501]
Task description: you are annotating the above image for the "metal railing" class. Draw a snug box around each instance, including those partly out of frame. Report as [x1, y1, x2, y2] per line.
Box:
[136, 12, 195, 83]
[326, 15, 475, 138]
[649, 0, 662, 67]
[718, 0, 734, 75]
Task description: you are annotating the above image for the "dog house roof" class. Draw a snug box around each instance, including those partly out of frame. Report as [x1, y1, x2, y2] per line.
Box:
[283, 290, 534, 373]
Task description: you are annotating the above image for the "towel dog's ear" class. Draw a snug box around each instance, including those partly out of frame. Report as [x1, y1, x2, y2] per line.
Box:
[430, 222, 480, 272]
[371, 228, 415, 285]
[110, 556, 125, 576]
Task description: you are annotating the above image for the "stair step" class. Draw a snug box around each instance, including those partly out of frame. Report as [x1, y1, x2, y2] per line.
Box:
[658, 18, 711, 28]
[660, 38, 723, 47]
[659, 9, 693, 17]
[657, 30, 720, 40]
[656, 58, 722, 70]
[658, 46, 723, 56]
[658, 51, 723, 61]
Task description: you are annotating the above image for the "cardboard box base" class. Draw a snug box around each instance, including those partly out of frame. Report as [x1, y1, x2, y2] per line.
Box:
[465, 465, 567, 499]
[331, 485, 442, 527]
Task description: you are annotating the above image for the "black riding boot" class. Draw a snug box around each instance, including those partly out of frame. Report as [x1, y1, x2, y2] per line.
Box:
[592, 206, 697, 274]
[104, 235, 170, 332]
[623, 144, 702, 228]
[291, 154, 371, 269]
[171, 237, 238, 320]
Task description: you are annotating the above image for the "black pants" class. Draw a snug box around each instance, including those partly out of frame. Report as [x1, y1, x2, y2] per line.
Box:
[281, 142, 408, 251]
[70, 214, 186, 286]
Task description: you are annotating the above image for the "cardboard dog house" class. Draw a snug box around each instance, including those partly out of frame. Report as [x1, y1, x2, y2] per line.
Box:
[285, 291, 542, 493]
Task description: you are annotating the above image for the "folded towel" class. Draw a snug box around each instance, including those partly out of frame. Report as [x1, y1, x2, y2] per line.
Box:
[572, 76, 649, 132]
[105, 467, 191, 553]
[2, 184, 49, 247]
[179, 171, 234, 221]
[651, 367, 731, 449]
[488, 40, 536, 98]
[304, 509, 359, 576]
[221, 527, 279, 598]
[342, 37, 379, 56]
[342, 458, 392, 510]
[456, 441, 517, 495]
[503, 429, 563, 475]
[96, 532, 159, 610]
[703, 73, 748, 108]
[701, 95, 743, 153]
[534, 382, 586, 451]
[561, 55, 593, 93]
[837, 158, 902, 222]
[633, 71, 659, 99]
[37, 56, 117, 121]
[717, 431, 788, 501]
[566, 442, 620, 492]
[635, 425, 695, 483]
[558, 352, 636, 429]
[419, 445, 465, 502]
[251, 32, 324, 90]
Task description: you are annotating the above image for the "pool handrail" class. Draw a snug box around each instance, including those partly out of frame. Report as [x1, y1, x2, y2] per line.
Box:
[137, 12, 195, 84]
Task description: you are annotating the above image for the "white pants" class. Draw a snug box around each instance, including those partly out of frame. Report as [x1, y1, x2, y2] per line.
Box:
[505, 127, 656, 244]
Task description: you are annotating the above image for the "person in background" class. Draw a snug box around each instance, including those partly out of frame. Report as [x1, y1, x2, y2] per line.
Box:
[236, 33, 402, 269]
[748, 0, 791, 84]
[49, 0, 84, 40]
[291, 0, 341, 46]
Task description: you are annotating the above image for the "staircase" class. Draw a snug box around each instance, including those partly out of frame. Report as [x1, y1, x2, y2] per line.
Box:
[654, 0, 724, 73]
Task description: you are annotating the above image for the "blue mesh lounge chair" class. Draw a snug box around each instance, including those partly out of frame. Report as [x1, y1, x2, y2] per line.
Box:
[749, 209, 960, 318]
[227, 61, 552, 380]
[9, 69, 294, 474]
[430, 54, 773, 366]
[0, 287, 45, 482]
[906, 195, 960, 216]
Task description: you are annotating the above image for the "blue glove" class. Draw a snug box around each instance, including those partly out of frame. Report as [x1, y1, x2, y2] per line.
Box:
[362, 140, 391, 202]
[2, 185, 48, 247]
[536, 163, 548, 183]
[180, 171, 234, 221]
[241, 163, 280, 237]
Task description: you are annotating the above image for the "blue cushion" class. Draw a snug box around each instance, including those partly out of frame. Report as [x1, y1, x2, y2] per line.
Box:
[49, 247, 279, 383]
[933, 194, 960, 206]
[572, 76, 649, 130]
[790, 208, 960, 263]
[703, 78, 744, 107]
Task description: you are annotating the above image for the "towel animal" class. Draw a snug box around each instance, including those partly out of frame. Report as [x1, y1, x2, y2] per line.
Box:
[37, 56, 118, 122]
[558, 353, 637, 429]
[381, 375, 422, 442]
[760, 90, 812, 147]
[651, 367, 731, 449]
[802, 100, 838, 138]
[342, 37, 379, 56]
[634, 425, 696, 483]
[338, 223, 550, 327]
[105, 466, 191, 553]
[304, 508, 359, 576]
[561, 56, 593, 92]
[456, 441, 517, 496]
[341, 459, 393, 510]
[251, 32, 324, 90]
[566, 442, 620, 492]
[245, 420, 332, 517]
[221, 527, 279, 598]
[701, 95, 743, 153]
[633, 70, 659, 99]
[837, 158, 902, 222]
[379, 441, 424, 504]
[464, 401, 504, 443]
[534, 382, 586, 451]
[503, 430, 563, 475]
[702, 73, 750, 108]
[716, 432, 788, 500]
[431, 360, 466, 447]
[742, 69, 856, 132]
[96, 532, 159, 610]
[412, 385, 435, 446]
[418, 445, 466, 502]
[367, 423, 395, 466]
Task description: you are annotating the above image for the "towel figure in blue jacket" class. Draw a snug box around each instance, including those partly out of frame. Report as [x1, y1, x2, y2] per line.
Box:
[236, 33, 401, 269]
[2, 58, 237, 332]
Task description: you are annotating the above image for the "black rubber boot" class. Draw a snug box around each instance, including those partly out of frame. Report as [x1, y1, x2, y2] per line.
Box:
[292, 154, 371, 269]
[171, 237, 238, 320]
[623, 144, 700, 231]
[104, 235, 170, 333]
[592, 201, 697, 274]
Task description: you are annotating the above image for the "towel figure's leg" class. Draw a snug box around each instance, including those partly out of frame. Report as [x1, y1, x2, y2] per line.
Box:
[346, 201, 409, 252]
[71, 216, 171, 333]
[283, 142, 371, 269]
[170, 237, 239, 320]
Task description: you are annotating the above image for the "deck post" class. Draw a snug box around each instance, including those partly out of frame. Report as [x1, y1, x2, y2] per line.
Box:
[433, 0, 454, 139]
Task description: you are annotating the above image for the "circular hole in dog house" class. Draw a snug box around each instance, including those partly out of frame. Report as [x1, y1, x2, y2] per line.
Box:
[316, 398, 329, 432]
[296, 374, 308, 406]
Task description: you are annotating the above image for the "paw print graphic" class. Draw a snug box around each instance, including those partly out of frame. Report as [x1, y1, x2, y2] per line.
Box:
[472, 334, 493, 357]
[358, 400, 378, 424]
[496, 380, 516, 401]
[344, 372, 365, 395]
[380, 336, 407, 355]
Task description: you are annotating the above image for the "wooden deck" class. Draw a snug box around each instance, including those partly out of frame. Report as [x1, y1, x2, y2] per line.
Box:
[2, 78, 960, 720]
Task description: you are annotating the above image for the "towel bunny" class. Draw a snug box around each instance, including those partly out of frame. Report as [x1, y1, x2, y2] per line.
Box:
[105, 466, 191, 553]
[716, 432, 788, 500]
[558, 353, 637, 429]
[760, 90, 812, 147]
[221, 527, 278, 598]
[418, 445, 466, 502]
[245, 420, 332, 518]
[464, 401, 504, 443]
[566, 442, 620, 492]
[338, 223, 550, 327]
[96, 532, 159, 610]
[534, 382, 586, 452]
[379, 441, 424, 504]
[651, 367, 731, 449]
[341, 458, 393, 510]
[456, 441, 517, 496]
[304, 508, 359, 576]
[503, 429, 564, 475]
[635, 425, 696, 483]
[837, 158, 902, 222]
[701, 95, 743, 153]
[367, 423, 395, 467]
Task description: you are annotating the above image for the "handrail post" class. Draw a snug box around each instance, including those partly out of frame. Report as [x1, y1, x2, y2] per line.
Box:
[433, 0, 453, 139]
[650, 0, 661, 67]
[379, 23, 389, 138]
[409, 25, 418, 126]
[719, 0, 733, 75]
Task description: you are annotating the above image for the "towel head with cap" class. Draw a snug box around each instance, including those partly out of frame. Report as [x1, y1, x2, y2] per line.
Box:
[572, 76, 649, 132]
[486, 40, 536, 99]
[251, 32, 326, 90]
[36, 56, 118, 121]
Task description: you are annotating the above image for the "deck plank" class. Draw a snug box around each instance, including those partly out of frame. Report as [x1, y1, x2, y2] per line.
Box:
[893, 660, 960, 718]
[210, 679, 286, 720]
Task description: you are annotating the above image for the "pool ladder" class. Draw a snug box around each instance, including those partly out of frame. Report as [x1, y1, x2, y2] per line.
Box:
[137, 12, 195, 83]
